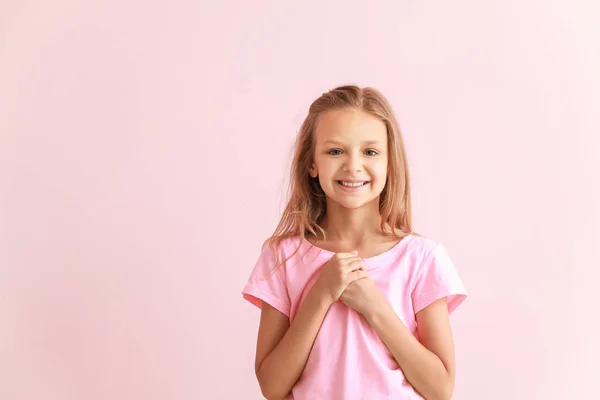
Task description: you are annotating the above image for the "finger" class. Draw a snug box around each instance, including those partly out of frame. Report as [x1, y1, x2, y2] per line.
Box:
[344, 258, 366, 272]
[333, 251, 360, 260]
[347, 269, 369, 282]
[333, 255, 361, 267]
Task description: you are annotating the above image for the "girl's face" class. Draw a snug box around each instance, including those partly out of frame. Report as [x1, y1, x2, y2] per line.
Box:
[309, 108, 389, 210]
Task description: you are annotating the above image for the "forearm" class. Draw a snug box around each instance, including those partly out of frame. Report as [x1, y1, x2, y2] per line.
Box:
[366, 303, 452, 400]
[257, 287, 332, 399]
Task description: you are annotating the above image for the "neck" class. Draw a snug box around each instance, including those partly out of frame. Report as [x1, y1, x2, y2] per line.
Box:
[319, 199, 384, 246]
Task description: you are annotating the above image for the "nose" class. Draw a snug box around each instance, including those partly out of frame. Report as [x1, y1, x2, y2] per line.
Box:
[343, 151, 362, 172]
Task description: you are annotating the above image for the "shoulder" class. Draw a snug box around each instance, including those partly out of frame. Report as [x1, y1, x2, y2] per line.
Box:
[260, 235, 304, 257]
[405, 233, 441, 259]
[402, 233, 457, 275]
[256, 235, 306, 270]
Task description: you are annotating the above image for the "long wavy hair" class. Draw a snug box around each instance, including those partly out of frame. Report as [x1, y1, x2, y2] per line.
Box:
[263, 85, 415, 269]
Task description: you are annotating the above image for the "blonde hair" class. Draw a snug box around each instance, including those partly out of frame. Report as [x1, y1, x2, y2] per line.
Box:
[263, 85, 414, 269]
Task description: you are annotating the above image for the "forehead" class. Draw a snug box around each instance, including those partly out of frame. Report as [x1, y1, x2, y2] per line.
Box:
[314, 108, 387, 145]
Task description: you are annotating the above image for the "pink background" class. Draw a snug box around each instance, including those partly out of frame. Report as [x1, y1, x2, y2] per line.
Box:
[1, 1, 598, 399]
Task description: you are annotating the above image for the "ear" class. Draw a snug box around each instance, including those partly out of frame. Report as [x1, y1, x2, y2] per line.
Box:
[309, 164, 318, 178]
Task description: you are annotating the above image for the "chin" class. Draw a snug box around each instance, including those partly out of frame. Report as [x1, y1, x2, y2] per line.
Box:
[335, 197, 379, 210]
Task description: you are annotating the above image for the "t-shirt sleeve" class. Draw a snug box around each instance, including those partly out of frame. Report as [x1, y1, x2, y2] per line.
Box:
[412, 244, 468, 315]
[241, 243, 291, 318]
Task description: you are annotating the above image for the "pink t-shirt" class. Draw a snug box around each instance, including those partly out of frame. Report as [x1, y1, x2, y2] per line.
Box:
[242, 233, 468, 400]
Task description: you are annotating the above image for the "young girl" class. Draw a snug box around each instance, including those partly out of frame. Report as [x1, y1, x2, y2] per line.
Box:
[241, 85, 467, 400]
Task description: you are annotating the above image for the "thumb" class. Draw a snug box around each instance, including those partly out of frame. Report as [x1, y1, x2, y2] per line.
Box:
[351, 250, 359, 255]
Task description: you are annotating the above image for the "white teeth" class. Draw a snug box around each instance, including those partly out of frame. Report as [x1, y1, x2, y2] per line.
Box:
[340, 181, 366, 187]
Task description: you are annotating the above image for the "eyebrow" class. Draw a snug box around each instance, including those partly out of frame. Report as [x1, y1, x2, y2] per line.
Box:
[323, 140, 382, 146]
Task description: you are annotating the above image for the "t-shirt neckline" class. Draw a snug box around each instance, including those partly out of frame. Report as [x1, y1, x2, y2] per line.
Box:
[300, 233, 413, 269]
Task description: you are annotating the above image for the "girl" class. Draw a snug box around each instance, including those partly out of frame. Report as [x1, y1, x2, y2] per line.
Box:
[241, 85, 467, 400]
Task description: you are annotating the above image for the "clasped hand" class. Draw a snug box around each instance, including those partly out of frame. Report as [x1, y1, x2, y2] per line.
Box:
[315, 251, 384, 319]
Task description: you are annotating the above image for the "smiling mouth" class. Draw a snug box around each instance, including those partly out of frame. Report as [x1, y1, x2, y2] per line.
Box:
[337, 180, 370, 187]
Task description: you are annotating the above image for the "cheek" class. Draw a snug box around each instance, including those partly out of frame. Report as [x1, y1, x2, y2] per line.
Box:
[317, 162, 337, 178]
[371, 161, 388, 178]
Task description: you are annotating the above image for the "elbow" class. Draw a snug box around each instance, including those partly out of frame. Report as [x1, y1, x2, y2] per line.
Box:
[430, 389, 452, 400]
[260, 385, 288, 400]
[441, 374, 455, 400]
[259, 385, 287, 400]
[430, 381, 454, 400]
[423, 391, 451, 400]
[420, 374, 453, 400]
[256, 368, 289, 400]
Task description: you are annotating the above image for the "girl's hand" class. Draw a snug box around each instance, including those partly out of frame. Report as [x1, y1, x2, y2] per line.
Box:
[340, 273, 385, 319]
[313, 251, 368, 304]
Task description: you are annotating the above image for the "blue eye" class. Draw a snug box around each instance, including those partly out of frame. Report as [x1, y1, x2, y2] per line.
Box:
[327, 149, 379, 156]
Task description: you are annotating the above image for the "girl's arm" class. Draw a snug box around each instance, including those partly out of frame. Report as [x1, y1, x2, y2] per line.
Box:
[254, 286, 332, 400]
[366, 297, 456, 400]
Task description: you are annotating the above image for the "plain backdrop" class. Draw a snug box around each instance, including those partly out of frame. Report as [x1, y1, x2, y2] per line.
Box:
[1, 1, 599, 399]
